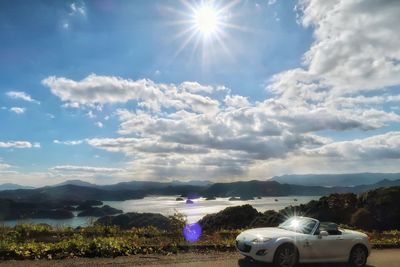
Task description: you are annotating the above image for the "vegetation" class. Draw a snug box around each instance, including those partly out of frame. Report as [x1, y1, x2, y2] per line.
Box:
[77, 205, 122, 217]
[0, 223, 398, 260]
[0, 216, 237, 260]
[199, 204, 259, 232]
[96, 212, 172, 230]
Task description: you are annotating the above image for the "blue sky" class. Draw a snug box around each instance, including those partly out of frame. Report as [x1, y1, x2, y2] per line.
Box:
[1, 0, 400, 186]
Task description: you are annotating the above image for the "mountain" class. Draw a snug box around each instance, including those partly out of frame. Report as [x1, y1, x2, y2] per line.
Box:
[271, 173, 400, 187]
[53, 179, 212, 191]
[349, 178, 400, 193]
[54, 180, 98, 188]
[0, 183, 34, 191]
[101, 181, 171, 191]
[202, 179, 400, 198]
[0, 184, 146, 202]
[170, 180, 212, 187]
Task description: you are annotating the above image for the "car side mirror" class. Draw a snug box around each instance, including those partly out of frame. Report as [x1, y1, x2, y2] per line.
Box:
[318, 230, 329, 238]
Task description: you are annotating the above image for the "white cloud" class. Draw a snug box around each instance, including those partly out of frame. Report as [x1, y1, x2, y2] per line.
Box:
[95, 121, 104, 128]
[54, 140, 84, 145]
[6, 91, 40, 104]
[0, 141, 40, 149]
[268, 0, 277, 5]
[86, 110, 95, 118]
[304, 132, 400, 160]
[70, 2, 86, 16]
[42, 74, 220, 114]
[0, 163, 11, 170]
[9, 107, 26, 114]
[270, 0, 400, 100]
[179, 81, 213, 94]
[46, 113, 55, 119]
[224, 95, 250, 108]
[50, 165, 123, 173]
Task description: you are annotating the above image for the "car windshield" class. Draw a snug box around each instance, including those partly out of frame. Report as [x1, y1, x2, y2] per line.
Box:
[278, 217, 318, 234]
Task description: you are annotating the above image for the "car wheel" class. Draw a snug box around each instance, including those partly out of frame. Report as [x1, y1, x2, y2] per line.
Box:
[244, 256, 254, 262]
[273, 243, 298, 267]
[349, 245, 368, 267]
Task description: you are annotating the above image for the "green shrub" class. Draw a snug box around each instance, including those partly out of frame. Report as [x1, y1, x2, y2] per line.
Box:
[350, 208, 378, 230]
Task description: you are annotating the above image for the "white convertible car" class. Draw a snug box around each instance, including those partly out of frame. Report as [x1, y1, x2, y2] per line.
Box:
[236, 216, 371, 267]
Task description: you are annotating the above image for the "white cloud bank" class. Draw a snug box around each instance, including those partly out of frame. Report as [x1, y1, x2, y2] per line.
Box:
[42, 0, 400, 182]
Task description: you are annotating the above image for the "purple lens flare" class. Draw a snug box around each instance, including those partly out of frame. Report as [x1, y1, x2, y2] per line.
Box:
[183, 223, 202, 242]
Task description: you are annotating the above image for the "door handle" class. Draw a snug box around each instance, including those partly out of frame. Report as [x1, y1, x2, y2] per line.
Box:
[337, 237, 344, 240]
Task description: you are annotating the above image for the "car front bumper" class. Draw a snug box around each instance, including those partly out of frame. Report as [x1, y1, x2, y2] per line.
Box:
[235, 239, 277, 263]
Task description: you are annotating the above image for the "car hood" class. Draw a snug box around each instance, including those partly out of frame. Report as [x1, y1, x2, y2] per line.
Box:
[237, 227, 301, 240]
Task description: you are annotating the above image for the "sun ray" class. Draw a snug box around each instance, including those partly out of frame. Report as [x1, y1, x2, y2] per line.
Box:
[171, 24, 198, 42]
[179, 0, 198, 14]
[173, 29, 199, 58]
[219, 21, 251, 32]
[214, 31, 234, 61]
[215, 0, 241, 15]
[165, 19, 197, 27]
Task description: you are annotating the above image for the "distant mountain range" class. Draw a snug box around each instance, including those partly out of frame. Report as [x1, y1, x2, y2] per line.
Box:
[1, 178, 399, 203]
[53, 179, 212, 191]
[0, 183, 34, 191]
[3, 173, 398, 192]
[271, 173, 400, 187]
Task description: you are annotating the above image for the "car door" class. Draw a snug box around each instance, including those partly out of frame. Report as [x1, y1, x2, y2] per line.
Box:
[305, 234, 347, 260]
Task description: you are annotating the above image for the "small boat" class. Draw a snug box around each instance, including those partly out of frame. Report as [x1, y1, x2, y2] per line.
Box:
[186, 199, 194, 204]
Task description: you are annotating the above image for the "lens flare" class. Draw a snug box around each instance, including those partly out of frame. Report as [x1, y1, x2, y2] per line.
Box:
[183, 223, 202, 242]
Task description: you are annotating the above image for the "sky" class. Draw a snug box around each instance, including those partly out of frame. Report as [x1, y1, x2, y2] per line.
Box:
[0, 0, 400, 186]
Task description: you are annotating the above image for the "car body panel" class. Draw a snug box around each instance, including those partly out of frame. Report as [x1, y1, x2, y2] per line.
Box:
[235, 217, 371, 264]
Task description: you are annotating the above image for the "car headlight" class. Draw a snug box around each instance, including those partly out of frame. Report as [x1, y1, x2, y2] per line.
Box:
[251, 237, 271, 244]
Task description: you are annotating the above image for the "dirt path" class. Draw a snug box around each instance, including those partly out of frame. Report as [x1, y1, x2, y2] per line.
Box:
[0, 249, 398, 267]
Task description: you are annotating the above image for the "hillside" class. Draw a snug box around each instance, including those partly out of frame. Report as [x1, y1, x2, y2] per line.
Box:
[0, 184, 147, 202]
[0, 183, 34, 191]
[271, 173, 400, 186]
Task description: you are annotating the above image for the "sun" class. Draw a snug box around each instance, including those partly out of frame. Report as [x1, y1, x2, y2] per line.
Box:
[166, 0, 243, 61]
[194, 6, 219, 36]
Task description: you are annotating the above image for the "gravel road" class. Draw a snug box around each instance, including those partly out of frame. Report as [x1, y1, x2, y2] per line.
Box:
[0, 249, 398, 267]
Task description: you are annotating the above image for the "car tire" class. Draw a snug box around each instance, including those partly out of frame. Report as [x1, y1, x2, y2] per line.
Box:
[349, 245, 368, 267]
[244, 256, 254, 262]
[273, 243, 298, 267]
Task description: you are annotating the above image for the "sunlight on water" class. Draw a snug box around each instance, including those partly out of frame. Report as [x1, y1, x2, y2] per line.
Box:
[104, 195, 319, 224]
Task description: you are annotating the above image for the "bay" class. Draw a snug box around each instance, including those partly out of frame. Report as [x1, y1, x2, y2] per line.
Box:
[2, 195, 320, 227]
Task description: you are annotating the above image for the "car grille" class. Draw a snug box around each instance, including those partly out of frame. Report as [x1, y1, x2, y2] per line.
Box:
[236, 240, 252, 253]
